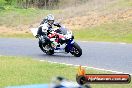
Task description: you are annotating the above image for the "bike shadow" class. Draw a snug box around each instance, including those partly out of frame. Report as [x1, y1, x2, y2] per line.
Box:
[38, 53, 77, 59]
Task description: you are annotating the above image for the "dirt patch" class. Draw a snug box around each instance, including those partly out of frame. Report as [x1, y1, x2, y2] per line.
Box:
[0, 7, 132, 35]
[63, 9, 132, 30]
[0, 26, 29, 35]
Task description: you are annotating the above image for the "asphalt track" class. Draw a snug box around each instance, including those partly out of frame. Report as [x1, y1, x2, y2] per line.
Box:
[0, 38, 132, 74]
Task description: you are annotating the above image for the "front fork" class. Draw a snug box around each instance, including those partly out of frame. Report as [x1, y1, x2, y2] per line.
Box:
[65, 39, 75, 53]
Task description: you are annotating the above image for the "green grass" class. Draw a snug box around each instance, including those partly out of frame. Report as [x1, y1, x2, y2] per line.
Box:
[0, 0, 6, 6]
[0, 56, 77, 87]
[0, 0, 132, 43]
[105, 0, 132, 11]
[0, 20, 132, 43]
[116, 0, 132, 7]
[0, 33, 33, 38]
[1, 20, 132, 43]
[0, 56, 132, 88]
[0, 6, 60, 27]
[74, 20, 132, 43]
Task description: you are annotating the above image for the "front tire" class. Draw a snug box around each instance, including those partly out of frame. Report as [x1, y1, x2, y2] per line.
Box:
[39, 41, 54, 55]
[70, 42, 82, 57]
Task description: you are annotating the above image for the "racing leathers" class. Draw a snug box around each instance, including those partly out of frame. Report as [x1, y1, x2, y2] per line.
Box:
[37, 19, 61, 45]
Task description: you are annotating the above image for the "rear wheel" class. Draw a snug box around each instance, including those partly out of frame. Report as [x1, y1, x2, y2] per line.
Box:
[39, 41, 54, 55]
[70, 42, 82, 57]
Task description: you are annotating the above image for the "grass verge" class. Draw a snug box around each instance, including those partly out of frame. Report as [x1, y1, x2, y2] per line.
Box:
[0, 33, 33, 38]
[0, 56, 131, 88]
[0, 20, 132, 43]
[74, 20, 132, 43]
[0, 6, 60, 27]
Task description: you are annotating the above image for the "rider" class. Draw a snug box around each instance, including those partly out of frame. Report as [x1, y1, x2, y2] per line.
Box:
[37, 14, 61, 45]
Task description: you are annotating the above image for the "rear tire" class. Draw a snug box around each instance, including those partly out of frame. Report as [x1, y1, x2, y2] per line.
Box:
[39, 41, 44, 52]
[45, 49, 54, 55]
[39, 41, 54, 55]
[70, 42, 82, 57]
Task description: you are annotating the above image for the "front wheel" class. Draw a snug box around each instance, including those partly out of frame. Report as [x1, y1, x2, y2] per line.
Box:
[70, 42, 82, 57]
[39, 41, 54, 55]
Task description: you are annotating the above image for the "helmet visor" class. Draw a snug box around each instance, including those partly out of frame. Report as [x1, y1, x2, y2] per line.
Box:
[48, 20, 54, 25]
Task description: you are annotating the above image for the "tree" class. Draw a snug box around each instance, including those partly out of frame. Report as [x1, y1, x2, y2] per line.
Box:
[5, 0, 12, 5]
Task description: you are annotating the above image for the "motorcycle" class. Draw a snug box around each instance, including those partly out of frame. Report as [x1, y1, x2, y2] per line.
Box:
[30, 24, 82, 57]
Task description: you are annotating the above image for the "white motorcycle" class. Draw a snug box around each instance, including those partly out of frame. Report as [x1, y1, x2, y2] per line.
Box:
[30, 24, 82, 57]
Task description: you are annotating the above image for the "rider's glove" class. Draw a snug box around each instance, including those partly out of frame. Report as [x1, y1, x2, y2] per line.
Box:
[35, 34, 40, 38]
[54, 23, 61, 27]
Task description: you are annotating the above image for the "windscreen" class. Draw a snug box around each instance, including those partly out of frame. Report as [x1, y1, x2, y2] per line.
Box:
[59, 26, 68, 35]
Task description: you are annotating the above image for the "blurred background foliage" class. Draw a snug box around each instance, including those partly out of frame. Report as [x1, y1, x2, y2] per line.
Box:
[0, 0, 89, 9]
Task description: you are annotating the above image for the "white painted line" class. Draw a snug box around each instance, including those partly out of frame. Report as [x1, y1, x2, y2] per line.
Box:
[39, 60, 132, 75]
[119, 43, 127, 44]
[80, 41, 128, 45]
[74, 65, 80, 67]
[81, 41, 89, 43]
[39, 60, 45, 62]
[86, 67, 126, 74]
[60, 62, 66, 64]
[82, 66, 88, 68]
[48, 61, 58, 64]
[65, 64, 73, 66]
